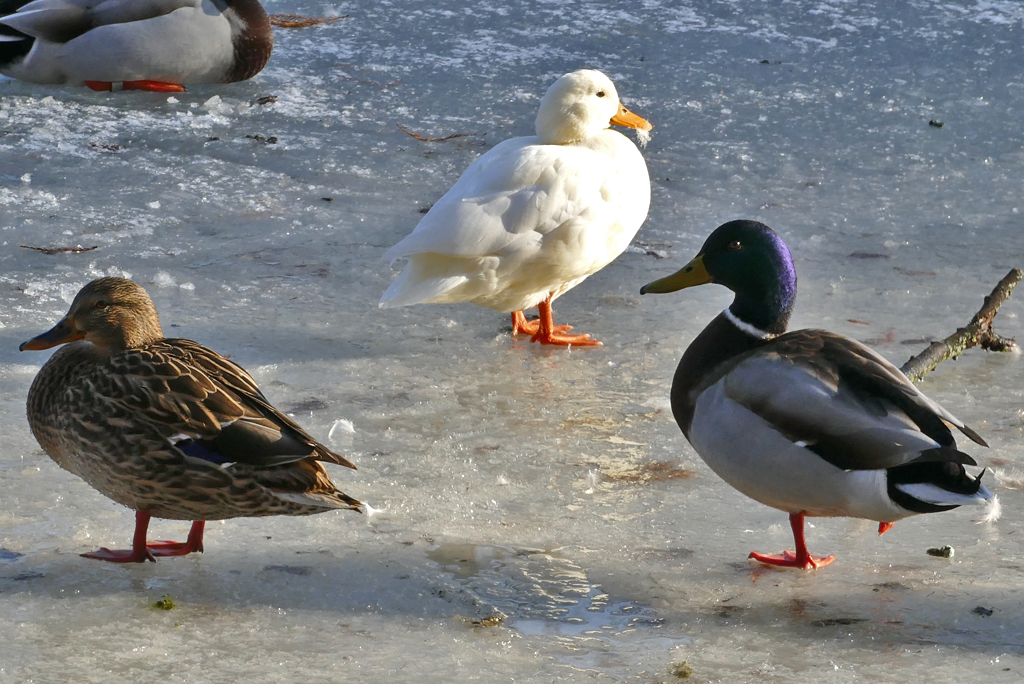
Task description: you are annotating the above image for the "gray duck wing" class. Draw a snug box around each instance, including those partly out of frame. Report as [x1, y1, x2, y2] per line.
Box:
[0, 0, 197, 44]
[722, 330, 984, 471]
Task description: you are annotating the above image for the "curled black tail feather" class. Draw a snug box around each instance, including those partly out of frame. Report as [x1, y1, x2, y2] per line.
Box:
[0, 21, 32, 71]
[887, 460, 986, 514]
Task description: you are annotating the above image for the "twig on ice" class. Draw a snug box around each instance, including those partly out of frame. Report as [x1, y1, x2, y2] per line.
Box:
[269, 14, 348, 28]
[901, 268, 1022, 383]
[20, 245, 98, 255]
[396, 124, 476, 143]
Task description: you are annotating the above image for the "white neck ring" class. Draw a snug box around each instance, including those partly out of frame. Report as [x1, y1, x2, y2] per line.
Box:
[723, 307, 777, 340]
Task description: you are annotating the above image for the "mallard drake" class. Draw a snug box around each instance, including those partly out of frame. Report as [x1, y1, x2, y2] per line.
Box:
[380, 69, 652, 346]
[20, 277, 360, 563]
[641, 220, 992, 569]
[0, 0, 272, 92]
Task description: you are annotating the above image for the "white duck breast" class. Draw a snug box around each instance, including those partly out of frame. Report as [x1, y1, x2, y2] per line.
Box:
[380, 69, 652, 346]
[0, 0, 272, 85]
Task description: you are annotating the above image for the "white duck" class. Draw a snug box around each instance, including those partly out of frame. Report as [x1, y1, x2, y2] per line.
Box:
[380, 69, 652, 346]
[0, 0, 272, 92]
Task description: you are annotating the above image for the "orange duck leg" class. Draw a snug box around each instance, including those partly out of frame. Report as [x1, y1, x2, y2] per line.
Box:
[85, 81, 186, 93]
[748, 512, 835, 570]
[81, 511, 205, 563]
[510, 308, 572, 337]
[511, 295, 601, 346]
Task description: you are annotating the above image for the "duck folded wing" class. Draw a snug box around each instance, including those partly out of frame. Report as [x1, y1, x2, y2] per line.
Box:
[812, 331, 985, 445]
[722, 330, 984, 471]
[0, 0, 195, 43]
[240, 458, 363, 510]
[77, 339, 355, 470]
[382, 141, 615, 261]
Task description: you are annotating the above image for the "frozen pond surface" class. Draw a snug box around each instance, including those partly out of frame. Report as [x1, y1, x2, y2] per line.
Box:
[2, 0, 1024, 681]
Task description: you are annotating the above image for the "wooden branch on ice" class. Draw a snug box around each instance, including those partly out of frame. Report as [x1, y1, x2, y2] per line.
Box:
[20, 245, 98, 255]
[901, 268, 1022, 383]
[269, 14, 348, 28]
[397, 125, 476, 143]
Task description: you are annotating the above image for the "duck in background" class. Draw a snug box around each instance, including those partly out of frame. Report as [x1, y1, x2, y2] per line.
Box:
[0, 0, 272, 92]
[641, 220, 992, 569]
[20, 277, 360, 562]
[380, 69, 652, 346]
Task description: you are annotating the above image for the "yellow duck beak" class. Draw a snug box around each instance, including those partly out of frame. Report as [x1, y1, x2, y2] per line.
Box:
[610, 103, 653, 131]
[20, 315, 84, 351]
[640, 255, 713, 294]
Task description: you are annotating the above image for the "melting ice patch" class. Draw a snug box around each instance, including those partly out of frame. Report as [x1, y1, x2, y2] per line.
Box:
[426, 544, 663, 638]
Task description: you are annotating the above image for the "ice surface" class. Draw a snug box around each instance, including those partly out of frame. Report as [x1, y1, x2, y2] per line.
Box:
[2, 1, 1024, 682]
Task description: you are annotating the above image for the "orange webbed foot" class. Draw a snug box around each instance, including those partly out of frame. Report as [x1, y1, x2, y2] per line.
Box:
[748, 550, 835, 570]
[80, 516, 204, 563]
[146, 541, 203, 557]
[148, 521, 205, 557]
[747, 512, 835, 570]
[82, 547, 157, 563]
[516, 296, 603, 347]
[511, 310, 573, 336]
[81, 537, 203, 562]
[529, 330, 602, 346]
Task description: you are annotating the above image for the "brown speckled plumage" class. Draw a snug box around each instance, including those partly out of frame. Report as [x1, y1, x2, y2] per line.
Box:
[23, 278, 360, 545]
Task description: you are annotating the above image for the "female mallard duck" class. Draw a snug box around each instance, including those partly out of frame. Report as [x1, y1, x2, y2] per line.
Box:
[641, 220, 992, 569]
[0, 0, 272, 92]
[380, 69, 652, 346]
[20, 277, 360, 563]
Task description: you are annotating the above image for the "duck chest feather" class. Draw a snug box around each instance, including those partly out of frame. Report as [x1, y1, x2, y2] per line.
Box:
[670, 312, 768, 440]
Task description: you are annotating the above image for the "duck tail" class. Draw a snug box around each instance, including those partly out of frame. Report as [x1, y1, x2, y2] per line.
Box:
[379, 255, 468, 308]
[888, 455, 992, 514]
[271, 489, 363, 512]
[0, 13, 33, 70]
[0, 2, 87, 43]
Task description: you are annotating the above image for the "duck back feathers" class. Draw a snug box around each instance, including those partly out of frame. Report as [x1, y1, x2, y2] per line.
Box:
[0, 0, 272, 85]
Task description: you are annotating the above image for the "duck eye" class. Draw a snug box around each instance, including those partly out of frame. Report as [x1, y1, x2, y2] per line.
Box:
[596, 91, 606, 98]
[95, 300, 109, 310]
[728, 241, 742, 250]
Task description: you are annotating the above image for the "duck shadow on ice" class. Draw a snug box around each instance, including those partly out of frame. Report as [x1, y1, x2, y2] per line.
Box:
[588, 551, 1024, 657]
[5, 535, 1023, 656]
[0, 538, 660, 636]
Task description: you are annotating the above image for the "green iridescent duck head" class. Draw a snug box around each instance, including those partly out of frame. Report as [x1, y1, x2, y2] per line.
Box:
[641, 220, 798, 335]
